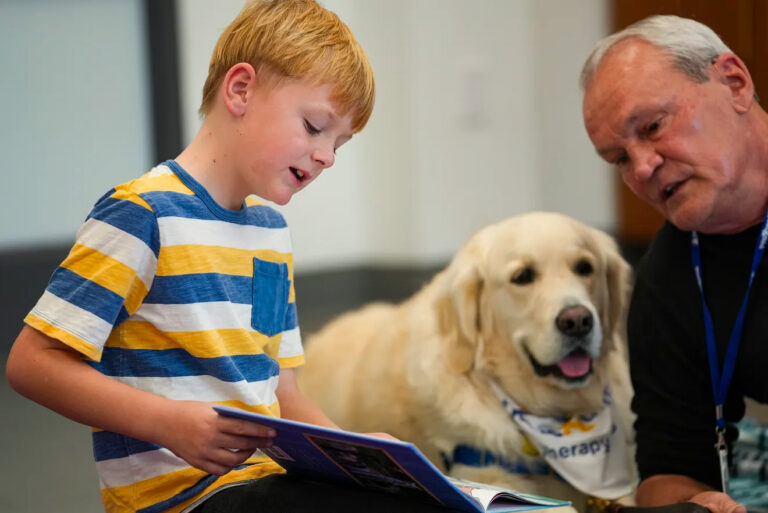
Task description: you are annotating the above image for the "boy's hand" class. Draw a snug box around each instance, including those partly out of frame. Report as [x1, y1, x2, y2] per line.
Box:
[156, 401, 277, 476]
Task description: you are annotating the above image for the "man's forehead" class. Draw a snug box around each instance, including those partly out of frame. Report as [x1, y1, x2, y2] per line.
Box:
[593, 38, 672, 85]
[583, 39, 673, 122]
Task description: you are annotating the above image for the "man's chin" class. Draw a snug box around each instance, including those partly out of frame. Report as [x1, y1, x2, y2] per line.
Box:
[667, 205, 715, 233]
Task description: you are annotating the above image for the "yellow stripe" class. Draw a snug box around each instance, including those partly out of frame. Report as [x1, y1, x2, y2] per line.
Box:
[277, 354, 305, 369]
[109, 188, 153, 211]
[215, 399, 280, 417]
[119, 173, 192, 196]
[244, 196, 266, 207]
[156, 246, 293, 277]
[102, 458, 283, 513]
[62, 245, 148, 314]
[108, 322, 279, 357]
[165, 462, 285, 513]
[25, 313, 103, 361]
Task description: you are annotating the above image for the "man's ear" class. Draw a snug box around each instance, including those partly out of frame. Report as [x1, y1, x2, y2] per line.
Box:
[712, 53, 755, 113]
[221, 63, 257, 116]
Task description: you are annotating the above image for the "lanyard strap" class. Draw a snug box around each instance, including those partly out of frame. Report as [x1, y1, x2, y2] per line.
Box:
[690, 211, 768, 492]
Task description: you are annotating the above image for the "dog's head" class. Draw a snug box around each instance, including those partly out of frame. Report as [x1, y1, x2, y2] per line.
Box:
[434, 212, 631, 414]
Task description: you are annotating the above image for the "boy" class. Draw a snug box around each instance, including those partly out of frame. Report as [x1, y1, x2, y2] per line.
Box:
[6, 2, 444, 512]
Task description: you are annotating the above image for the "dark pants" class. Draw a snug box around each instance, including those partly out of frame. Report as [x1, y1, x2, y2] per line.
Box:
[193, 473, 461, 513]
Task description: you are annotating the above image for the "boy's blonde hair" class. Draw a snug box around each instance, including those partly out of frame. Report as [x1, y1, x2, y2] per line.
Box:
[200, 0, 375, 133]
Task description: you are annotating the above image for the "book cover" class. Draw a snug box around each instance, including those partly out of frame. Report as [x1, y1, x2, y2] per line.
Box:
[214, 406, 572, 513]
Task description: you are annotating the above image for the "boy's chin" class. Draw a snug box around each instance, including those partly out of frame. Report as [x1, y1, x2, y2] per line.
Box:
[267, 192, 294, 206]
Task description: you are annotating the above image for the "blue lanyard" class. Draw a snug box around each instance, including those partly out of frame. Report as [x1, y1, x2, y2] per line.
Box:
[690, 210, 768, 492]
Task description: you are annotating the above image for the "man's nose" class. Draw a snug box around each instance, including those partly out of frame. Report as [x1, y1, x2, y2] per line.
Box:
[627, 143, 663, 181]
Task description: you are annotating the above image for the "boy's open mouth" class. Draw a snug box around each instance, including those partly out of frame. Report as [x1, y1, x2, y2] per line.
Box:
[290, 167, 306, 182]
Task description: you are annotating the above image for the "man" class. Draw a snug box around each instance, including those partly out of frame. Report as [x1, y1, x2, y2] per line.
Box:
[581, 15, 768, 513]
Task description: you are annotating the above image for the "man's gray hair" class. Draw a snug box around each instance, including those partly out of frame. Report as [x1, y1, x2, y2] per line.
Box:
[580, 15, 732, 90]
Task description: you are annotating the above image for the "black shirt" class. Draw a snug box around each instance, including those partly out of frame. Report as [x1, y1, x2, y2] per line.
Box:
[629, 221, 768, 490]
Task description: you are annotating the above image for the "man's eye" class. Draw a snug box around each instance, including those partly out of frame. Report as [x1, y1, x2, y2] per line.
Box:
[645, 116, 665, 137]
[304, 120, 320, 135]
[615, 154, 629, 167]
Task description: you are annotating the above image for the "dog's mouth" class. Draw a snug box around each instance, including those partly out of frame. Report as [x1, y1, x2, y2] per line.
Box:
[526, 347, 593, 383]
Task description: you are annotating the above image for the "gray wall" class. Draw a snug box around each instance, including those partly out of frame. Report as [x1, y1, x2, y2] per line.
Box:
[0, 0, 152, 250]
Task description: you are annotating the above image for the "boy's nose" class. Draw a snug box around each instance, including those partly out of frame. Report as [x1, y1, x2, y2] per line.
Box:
[312, 146, 335, 169]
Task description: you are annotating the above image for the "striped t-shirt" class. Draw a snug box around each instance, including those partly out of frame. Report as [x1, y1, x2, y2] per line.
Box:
[25, 160, 303, 513]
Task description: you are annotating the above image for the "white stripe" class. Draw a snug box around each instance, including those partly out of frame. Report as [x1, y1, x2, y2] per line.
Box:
[31, 291, 113, 350]
[97, 448, 270, 489]
[147, 164, 173, 177]
[97, 447, 187, 489]
[133, 302, 252, 331]
[277, 327, 303, 359]
[117, 374, 279, 405]
[76, 217, 157, 289]
[158, 216, 292, 252]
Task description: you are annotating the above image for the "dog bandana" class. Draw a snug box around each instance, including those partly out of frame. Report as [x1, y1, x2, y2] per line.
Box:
[488, 380, 634, 499]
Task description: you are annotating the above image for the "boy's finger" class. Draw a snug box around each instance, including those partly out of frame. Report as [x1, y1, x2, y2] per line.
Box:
[216, 433, 273, 451]
[218, 417, 277, 438]
[212, 447, 256, 468]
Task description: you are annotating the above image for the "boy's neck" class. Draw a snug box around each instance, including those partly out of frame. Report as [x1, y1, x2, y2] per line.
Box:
[175, 113, 246, 211]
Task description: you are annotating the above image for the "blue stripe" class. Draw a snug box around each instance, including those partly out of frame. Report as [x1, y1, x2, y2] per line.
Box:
[87, 195, 160, 256]
[114, 306, 130, 327]
[284, 301, 297, 331]
[46, 267, 125, 324]
[90, 348, 280, 381]
[141, 190, 287, 228]
[92, 430, 161, 461]
[145, 274, 252, 304]
[136, 465, 253, 513]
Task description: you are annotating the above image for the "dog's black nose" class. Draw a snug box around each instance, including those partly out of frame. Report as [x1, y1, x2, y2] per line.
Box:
[555, 305, 593, 337]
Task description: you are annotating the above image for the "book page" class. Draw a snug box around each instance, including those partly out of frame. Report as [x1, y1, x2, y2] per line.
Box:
[447, 477, 571, 512]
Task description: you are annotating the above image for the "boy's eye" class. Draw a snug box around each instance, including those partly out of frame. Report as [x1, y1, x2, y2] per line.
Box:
[304, 120, 320, 136]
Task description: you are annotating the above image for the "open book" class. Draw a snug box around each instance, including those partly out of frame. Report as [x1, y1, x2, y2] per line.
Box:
[214, 406, 572, 513]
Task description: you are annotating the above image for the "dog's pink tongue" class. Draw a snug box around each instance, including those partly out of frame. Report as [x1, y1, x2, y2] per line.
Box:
[558, 353, 591, 377]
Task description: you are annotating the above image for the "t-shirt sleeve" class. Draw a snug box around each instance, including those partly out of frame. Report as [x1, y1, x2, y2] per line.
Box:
[25, 187, 159, 362]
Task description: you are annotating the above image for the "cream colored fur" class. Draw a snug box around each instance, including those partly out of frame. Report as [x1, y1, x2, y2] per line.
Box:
[298, 212, 635, 511]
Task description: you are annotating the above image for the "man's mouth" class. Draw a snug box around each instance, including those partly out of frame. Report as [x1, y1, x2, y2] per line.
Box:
[662, 181, 683, 199]
[526, 347, 593, 383]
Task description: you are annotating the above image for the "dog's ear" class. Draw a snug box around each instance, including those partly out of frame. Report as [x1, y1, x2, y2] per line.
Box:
[592, 229, 632, 343]
[434, 245, 484, 374]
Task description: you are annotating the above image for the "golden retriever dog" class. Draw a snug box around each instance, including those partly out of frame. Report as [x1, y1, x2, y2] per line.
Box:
[298, 212, 635, 510]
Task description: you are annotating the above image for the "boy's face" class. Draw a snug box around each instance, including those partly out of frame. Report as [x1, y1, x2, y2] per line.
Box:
[236, 78, 354, 205]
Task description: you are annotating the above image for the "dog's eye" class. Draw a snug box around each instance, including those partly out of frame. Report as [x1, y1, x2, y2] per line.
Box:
[574, 259, 594, 277]
[511, 267, 535, 285]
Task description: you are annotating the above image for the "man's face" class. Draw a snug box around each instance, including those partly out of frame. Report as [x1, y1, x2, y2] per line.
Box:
[583, 39, 750, 233]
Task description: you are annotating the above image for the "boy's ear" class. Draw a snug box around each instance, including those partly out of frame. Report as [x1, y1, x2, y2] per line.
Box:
[222, 63, 257, 116]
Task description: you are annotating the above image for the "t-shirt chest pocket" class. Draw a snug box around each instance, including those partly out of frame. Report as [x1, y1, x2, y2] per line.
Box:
[251, 258, 289, 337]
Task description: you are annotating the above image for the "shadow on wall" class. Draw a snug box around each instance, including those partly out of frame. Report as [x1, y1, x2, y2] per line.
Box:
[0, 245, 71, 354]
